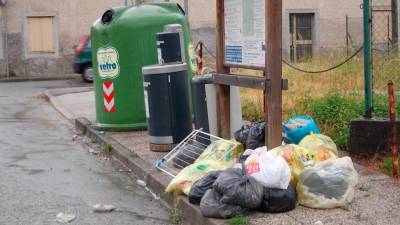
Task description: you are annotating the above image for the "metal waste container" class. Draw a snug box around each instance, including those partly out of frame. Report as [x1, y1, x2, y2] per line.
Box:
[191, 75, 243, 139]
[191, 75, 213, 133]
[91, 3, 197, 131]
[157, 32, 182, 64]
[142, 63, 192, 151]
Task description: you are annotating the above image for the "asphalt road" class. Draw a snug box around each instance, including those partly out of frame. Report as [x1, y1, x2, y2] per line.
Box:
[0, 80, 170, 225]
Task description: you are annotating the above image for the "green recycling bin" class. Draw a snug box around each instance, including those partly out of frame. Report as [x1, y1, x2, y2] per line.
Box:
[91, 3, 197, 131]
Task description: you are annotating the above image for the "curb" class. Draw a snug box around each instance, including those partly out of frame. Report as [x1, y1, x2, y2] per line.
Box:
[0, 74, 79, 83]
[43, 87, 94, 121]
[74, 117, 224, 225]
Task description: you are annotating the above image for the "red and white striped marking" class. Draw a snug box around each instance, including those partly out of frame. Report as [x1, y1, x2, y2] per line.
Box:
[103, 81, 115, 112]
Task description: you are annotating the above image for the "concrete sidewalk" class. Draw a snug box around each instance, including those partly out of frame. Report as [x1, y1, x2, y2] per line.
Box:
[46, 88, 400, 225]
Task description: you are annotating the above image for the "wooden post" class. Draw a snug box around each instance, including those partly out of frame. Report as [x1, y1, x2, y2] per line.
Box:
[216, 0, 231, 139]
[388, 80, 398, 178]
[265, 0, 283, 148]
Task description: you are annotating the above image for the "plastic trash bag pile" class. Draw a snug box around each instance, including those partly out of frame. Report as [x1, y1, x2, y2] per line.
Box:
[283, 116, 320, 144]
[193, 168, 296, 218]
[164, 116, 359, 219]
[165, 140, 243, 195]
[234, 122, 266, 150]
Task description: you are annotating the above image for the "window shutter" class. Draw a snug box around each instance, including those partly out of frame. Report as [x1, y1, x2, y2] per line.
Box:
[27, 16, 55, 53]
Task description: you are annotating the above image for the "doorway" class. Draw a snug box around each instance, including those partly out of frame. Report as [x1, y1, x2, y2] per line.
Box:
[290, 13, 314, 62]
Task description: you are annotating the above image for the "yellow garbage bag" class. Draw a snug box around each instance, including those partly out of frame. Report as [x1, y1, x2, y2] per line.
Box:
[195, 140, 244, 164]
[269, 144, 337, 186]
[299, 133, 339, 157]
[165, 160, 233, 195]
[297, 157, 358, 209]
[166, 140, 243, 195]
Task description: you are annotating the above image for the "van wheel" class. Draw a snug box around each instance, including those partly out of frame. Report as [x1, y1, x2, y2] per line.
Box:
[82, 66, 93, 83]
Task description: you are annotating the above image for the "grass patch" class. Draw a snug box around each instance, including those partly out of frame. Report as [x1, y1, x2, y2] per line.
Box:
[381, 156, 400, 176]
[228, 215, 251, 225]
[242, 90, 400, 149]
[296, 93, 400, 148]
[241, 95, 263, 122]
[237, 53, 400, 150]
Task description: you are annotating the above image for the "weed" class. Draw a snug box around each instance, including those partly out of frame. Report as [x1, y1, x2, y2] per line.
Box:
[128, 149, 137, 157]
[381, 156, 400, 176]
[295, 201, 300, 209]
[241, 94, 263, 122]
[171, 193, 183, 225]
[228, 215, 251, 225]
[171, 210, 183, 225]
[358, 185, 369, 192]
[102, 142, 111, 155]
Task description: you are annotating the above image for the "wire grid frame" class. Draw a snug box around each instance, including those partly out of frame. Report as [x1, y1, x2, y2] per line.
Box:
[371, 0, 400, 92]
[155, 129, 239, 178]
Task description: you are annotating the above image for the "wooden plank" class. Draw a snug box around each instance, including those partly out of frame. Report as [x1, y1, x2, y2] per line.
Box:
[213, 74, 266, 90]
[216, 0, 231, 139]
[265, 0, 283, 148]
[265, 78, 288, 91]
[224, 62, 264, 70]
[212, 73, 288, 91]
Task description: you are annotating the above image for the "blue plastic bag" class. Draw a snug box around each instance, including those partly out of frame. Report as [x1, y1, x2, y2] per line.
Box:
[283, 116, 320, 144]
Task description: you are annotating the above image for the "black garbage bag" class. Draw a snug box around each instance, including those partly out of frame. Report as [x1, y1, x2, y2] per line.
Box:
[238, 153, 250, 164]
[200, 189, 248, 219]
[188, 171, 222, 204]
[257, 186, 296, 213]
[234, 122, 266, 150]
[213, 168, 264, 209]
[172, 141, 204, 169]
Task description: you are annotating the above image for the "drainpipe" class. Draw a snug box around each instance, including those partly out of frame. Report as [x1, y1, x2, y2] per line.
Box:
[1, 2, 9, 79]
[184, 0, 188, 18]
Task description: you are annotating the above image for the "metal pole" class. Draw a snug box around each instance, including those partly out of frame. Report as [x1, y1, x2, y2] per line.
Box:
[392, 0, 398, 45]
[388, 80, 398, 178]
[184, 0, 189, 18]
[346, 14, 349, 56]
[388, 15, 391, 55]
[2, 5, 9, 79]
[363, 0, 373, 118]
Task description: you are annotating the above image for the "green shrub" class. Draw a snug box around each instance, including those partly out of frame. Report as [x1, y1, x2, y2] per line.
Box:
[372, 94, 400, 117]
[294, 92, 363, 148]
[294, 92, 400, 149]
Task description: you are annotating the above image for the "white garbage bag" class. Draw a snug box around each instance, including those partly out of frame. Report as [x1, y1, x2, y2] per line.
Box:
[297, 157, 359, 209]
[244, 149, 291, 189]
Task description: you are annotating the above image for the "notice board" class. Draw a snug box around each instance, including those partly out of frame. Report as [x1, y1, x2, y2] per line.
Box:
[224, 0, 265, 68]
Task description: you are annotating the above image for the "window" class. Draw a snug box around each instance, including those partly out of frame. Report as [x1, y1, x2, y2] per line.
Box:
[290, 13, 314, 62]
[25, 15, 57, 54]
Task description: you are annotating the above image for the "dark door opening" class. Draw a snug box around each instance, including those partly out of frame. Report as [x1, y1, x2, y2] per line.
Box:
[290, 13, 314, 62]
